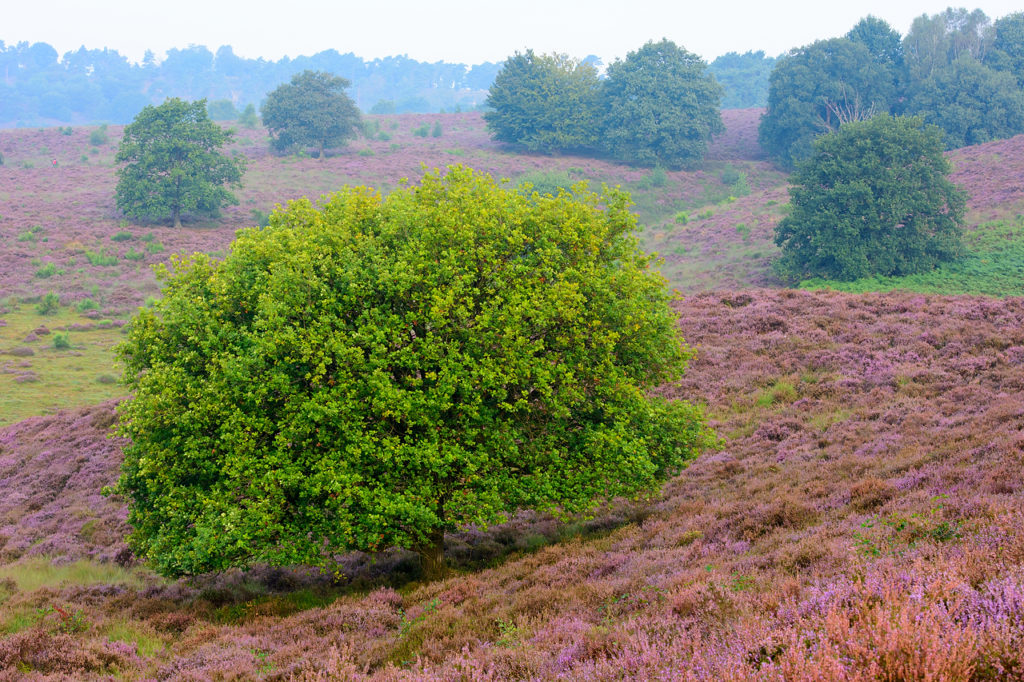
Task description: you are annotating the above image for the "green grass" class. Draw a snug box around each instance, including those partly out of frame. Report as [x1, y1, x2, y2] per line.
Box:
[103, 619, 166, 657]
[0, 304, 125, 426]
[799, 217, 1024, 297]
[0, 558, 153, 593]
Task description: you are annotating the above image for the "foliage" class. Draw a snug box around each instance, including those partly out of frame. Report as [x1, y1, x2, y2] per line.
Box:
[484, 51, 601, 153]
[35, 292, 60, 315]
[601, 40, 724, 169]
[708, 51, 776, 109]
[846, 15, 905, 74]
[774, 115, 965, 282]
[260, 70, 361, 158]
[799, 216, 1024, 297]
[758, 38, 897, 169]
[206, 99, 238, 121]
[88, 124, 108, 147]
[986, 12, 1024, 86]
[115, 98, 245, 228]
[905, 55, 1024, 149]
[237, 103, 259, 128]
[113, 165, 713, 579]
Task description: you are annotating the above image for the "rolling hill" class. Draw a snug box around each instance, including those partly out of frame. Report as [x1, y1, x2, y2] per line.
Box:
[1, 110, 1023, 679]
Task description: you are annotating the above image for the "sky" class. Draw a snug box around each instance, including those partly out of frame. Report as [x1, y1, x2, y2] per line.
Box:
[4, 1, 1023, 66]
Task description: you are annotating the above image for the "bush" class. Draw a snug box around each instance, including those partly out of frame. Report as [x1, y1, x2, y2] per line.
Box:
[412, 124, 430, 137]
[774, 115, 966, 283]
[111, 231, 133, 242]
[84, 250, 119, 266]
[431, 121, 443, 137]
[238, 104, 259, 128]
[53, 332, 71, 349]
[34, 262, 61, 279]
[36, 292, 60, 315]
[113, 165, 714, 579]
[89, 124, 109, 147]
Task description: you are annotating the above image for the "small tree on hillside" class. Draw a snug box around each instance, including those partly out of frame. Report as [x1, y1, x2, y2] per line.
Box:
[774, 114, 965, 283]
[599, 39, 724, 169]
[115, 98, 245, 228]
[261, 70, 361, 158]
[484, 50, 601, 153]
[112, 166, 715, 580]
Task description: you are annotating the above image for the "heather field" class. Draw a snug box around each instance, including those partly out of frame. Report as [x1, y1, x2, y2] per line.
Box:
[2, 290, 1024, 679]
[2, 111, 1024, 679]
[0, 109, 778, 425]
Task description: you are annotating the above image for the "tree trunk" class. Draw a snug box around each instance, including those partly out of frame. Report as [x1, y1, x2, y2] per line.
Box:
[318, 143, 325, 161]
[172, 207, 181, 229]
[413, 528, 447, 581]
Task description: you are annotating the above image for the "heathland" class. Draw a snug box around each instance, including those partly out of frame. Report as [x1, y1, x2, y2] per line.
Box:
[1, 111, 1024, 678]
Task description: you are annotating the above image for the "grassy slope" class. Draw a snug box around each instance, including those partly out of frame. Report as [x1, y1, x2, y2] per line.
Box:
[1, 113, 1024, 679]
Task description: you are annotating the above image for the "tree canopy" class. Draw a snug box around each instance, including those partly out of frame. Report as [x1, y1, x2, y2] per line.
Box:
[708, 51, 776, 109]
[112, 166, 714, 579]
[260, 70, 361, 157]
[601, 40, 724, 169]
[115, 98, 245, 228]
[758, 37, 897, 169]
[484, 40, 723, 167]
[774, 115, 965, 283]
[483, 50, 601, 153]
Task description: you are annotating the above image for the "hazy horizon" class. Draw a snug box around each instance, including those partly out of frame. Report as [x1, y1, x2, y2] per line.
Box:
[5, 1, 1023, 67]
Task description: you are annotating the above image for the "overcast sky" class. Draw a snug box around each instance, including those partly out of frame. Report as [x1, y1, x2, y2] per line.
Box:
[4, 1, 1022, 66]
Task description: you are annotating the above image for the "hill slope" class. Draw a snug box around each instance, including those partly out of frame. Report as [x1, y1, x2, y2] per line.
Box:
[2, 289, 1023, 679]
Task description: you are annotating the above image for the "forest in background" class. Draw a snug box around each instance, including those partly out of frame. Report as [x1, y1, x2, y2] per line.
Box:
[0, 40, 773, 127]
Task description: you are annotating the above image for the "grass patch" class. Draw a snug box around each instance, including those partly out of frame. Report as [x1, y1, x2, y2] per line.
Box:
[0, 558, 153, 593]
[799, 217, 1024, 297]
[103, 619, 166, 657]
[0, 304, 124, 426]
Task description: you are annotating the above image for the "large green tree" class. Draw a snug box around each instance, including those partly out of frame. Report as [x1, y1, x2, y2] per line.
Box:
[906, 54, 1024, 148]
[708, 51, 776, 109]
[600, 39, 723, 169]
[986, 12, 1024, 86]
[115, 98, 245, 228]
[759, 38, 897, 169]
[113, 166, 714, 580]
[484, 50, 601, 153]
[261, 70, 361, 158]
[774, 115, 965, 283]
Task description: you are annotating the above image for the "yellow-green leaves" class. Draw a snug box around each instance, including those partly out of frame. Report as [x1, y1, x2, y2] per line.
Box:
[114, 165, 713, 578]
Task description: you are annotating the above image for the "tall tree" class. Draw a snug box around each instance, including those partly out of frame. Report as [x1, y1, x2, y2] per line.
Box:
[112, 166, 715, 580]
[906, 54, 1024, 148]
[759, 38, 896, 169]
[708, 51, 776, 109]
[986, 12, 1024, 86]
[774, 115, 965, 283]
[484, 50, 601, 153]
[260, 70, 361, 158]
[115, 98, 245, 228]
[600, 39, 723, 168]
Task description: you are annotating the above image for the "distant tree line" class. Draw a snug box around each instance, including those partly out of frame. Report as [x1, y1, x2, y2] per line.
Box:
[484, 40, 724, 169]
[708, 51, 776, 109]
[759, 9, 1024, 168]
[0, 42, 501, 126]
